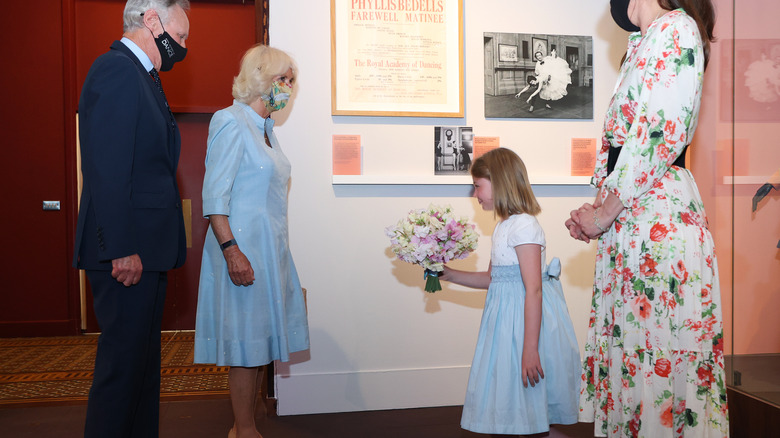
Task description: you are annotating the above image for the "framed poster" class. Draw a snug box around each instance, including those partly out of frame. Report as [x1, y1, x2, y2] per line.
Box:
[498, 44, 518, 62]
[330, 0, 464, 117]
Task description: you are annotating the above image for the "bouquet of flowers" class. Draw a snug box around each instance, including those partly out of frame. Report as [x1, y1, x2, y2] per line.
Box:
[385, 204, 479, 292]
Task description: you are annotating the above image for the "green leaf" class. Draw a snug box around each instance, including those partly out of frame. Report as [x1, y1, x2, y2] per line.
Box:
[684, 408, 699, 427]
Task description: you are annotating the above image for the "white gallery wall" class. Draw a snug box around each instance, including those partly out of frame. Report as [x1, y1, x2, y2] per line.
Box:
[268, 0, 628, 415]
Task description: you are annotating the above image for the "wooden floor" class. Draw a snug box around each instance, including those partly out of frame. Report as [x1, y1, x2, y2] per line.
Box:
[0, 399, 598, 438]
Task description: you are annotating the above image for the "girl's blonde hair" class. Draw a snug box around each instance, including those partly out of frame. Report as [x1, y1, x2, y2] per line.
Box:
[232, 44, 296, 104]
[470, 148, 541, 219]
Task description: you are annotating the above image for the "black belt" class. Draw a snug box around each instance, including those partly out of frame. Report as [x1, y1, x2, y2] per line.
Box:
[606, 145, 687, 176]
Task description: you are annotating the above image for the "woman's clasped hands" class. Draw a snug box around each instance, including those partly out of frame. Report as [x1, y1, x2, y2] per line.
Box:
[565, 202, 605, 243]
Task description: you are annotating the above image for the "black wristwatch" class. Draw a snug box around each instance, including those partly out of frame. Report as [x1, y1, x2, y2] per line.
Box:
[220, 238, 237, 251]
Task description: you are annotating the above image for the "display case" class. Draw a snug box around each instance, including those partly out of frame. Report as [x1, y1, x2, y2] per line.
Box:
[695, 0, 780, 432]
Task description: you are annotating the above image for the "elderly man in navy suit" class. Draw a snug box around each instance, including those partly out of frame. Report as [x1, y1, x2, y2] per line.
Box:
[73, 1, 190, 436]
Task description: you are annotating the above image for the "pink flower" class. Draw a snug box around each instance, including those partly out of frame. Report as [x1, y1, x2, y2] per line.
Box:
[631, 294, 652, 321]
[660, 398, 674, 428]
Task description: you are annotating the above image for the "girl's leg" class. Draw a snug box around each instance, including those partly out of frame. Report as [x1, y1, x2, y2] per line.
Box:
[229, 366, 263, 438]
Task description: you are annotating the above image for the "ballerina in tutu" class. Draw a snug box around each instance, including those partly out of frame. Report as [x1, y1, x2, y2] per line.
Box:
[440, 148, 580, 435]
[515, 75, 551, 113]
[535, 49, 573, 104]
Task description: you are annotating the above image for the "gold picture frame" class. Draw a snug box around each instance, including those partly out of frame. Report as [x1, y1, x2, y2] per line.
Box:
[330, 0, 464, 117]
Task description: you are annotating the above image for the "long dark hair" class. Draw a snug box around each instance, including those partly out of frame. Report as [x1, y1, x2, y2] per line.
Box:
[659, 0, 715, 69]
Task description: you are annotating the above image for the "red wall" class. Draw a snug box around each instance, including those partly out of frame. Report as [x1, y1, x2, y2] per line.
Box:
[0, 0, 259, 336]
[75, 0, 257, 112]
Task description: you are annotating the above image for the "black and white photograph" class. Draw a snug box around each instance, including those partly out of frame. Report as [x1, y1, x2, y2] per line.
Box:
[721, 39, 780, 122]
[434, 126, 473, 175]
[484, 32, 594, 119]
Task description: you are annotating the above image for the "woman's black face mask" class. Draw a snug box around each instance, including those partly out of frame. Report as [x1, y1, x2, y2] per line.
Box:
[610, 0, 641, 32]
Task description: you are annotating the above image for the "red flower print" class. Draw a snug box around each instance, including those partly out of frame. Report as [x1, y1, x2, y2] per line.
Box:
[697, 364, 715, 386]
[664, 120, 677, 138]
[623, 267, 634, 283]
[660, 398, 674, 428]
[626, 359, 637, 377]
[631, 294, 652, 321]
[657, 144, 670, 162]
[672, 260, 688, 284]
[701, 284, 711, 301]
[629, 409, 642, 436]
[639, 253, 659, 276]
[635, 172, 648, 187]
[672, 28, 681, 52]
[650, 223, 669, 242]
[621, 103, 635, 124]
[655, 358, 672, 378]
[680, 211, 696, 225]
[713, 337, 724, 359]
[660, 290, 677, 310]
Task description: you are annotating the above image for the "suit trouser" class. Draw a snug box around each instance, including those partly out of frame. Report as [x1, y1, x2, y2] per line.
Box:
[84, 270, 167, 438]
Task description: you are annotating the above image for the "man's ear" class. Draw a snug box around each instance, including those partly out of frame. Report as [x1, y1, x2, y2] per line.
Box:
[142, 9, 162, 37]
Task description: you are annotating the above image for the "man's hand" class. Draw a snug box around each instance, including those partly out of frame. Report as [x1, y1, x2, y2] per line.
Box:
[111, 254, 143, 286]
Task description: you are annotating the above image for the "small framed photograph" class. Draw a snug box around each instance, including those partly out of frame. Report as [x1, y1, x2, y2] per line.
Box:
[498, 44, 518, 62]
[532, 37, 548, 57]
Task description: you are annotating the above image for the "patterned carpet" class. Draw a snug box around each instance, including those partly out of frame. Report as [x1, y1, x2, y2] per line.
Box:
[0, 331, 229, 407]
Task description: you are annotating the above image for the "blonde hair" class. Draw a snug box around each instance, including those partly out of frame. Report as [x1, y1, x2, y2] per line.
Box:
[232, 45, 296, 104]
[470, 148, 541, 219]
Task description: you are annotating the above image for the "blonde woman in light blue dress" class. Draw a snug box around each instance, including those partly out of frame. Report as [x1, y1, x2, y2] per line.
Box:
[194, 45, 309, 438]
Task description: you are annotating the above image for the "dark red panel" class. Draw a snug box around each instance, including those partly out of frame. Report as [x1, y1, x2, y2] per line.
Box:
[75, 0, 257, 113]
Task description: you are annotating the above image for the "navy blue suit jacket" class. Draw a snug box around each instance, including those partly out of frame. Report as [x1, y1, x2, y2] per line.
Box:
[74, 41, 186, 272]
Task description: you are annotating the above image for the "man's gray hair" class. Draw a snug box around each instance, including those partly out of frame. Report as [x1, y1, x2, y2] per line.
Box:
[123, 0, 190, 32]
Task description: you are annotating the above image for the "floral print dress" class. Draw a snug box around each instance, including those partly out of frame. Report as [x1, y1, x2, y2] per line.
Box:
[579, 10, 729, 437]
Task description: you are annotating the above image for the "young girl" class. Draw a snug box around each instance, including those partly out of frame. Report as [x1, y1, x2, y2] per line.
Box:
[441, 148, 580, 435]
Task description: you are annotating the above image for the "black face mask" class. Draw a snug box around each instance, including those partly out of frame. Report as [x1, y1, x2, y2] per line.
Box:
[151, 17, 187, 71]
[610, 0, 640, 32]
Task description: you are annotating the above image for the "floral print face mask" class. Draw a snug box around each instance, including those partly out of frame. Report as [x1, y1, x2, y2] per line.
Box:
[261, 80, 292, 113]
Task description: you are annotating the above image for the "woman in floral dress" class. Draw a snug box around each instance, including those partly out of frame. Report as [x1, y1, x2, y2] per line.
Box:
[565, 0, 728, 436]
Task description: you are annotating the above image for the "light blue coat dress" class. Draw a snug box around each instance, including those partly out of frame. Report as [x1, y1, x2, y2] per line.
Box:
[194, 101, 309, 367]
